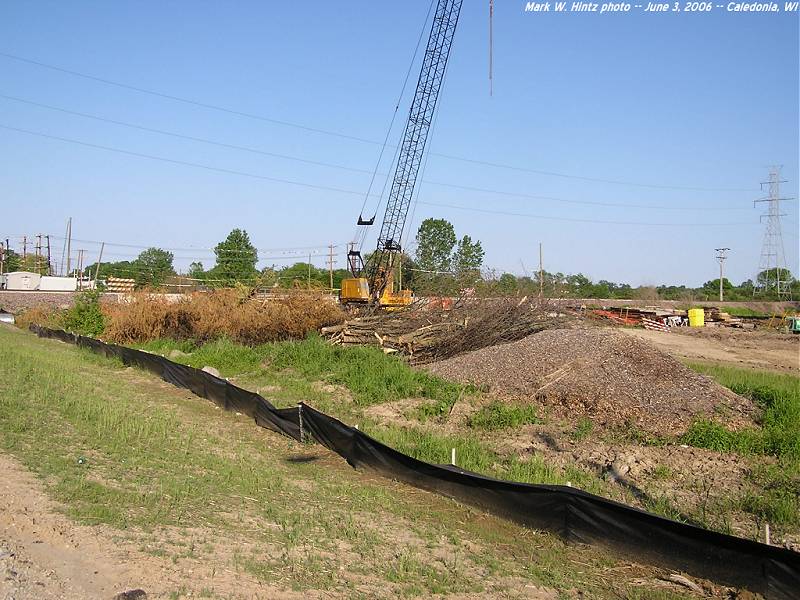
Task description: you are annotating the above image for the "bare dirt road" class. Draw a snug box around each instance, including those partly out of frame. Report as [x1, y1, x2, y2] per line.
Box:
[621, 327, 799, 373]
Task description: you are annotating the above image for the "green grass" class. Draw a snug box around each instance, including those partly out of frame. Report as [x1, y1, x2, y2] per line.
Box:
[684, 363, 800, 460]
[721, 307, 770, 318]
[138, 335, 466, 408]
[683, 362, 800, 529]
[0, 325, 689, 599]
[571, 417, 594, 441]
[365, 423, 606, 495]
[467, 401, 541, 431]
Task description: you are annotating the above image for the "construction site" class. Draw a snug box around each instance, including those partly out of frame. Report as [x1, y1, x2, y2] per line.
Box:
[2, 1, 799, 600]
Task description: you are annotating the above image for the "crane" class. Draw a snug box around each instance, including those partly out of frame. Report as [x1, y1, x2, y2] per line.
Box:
[341, 0, 464, 307]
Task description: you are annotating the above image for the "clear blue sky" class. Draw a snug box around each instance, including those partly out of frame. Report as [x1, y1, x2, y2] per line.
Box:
[1, 1, 797, 286]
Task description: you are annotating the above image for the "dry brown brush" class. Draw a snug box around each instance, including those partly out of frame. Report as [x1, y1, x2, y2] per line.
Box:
[102, 290, 345, 345]
[323, 296, 570, 363]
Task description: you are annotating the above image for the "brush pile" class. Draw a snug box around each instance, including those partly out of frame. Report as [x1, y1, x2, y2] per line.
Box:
[322, 297, 570, 363]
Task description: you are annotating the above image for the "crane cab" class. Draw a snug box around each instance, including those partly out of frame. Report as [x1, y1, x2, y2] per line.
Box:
[339, 276, 413, 309]
[340, 277, 370, 303]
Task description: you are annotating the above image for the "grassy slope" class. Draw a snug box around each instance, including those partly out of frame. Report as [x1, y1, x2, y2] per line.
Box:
[683, 363, 800, 529]
[138, 335, 800, 540]
[0, 326, 693, 599]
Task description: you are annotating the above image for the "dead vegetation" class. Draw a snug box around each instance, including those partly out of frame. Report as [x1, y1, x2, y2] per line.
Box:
[322, 296, 570, 363]
[426, 328, 757, 436]
[102, 290, 345, 345]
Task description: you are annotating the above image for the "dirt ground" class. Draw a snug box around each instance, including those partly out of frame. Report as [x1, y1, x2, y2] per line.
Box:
[0, 453, 307, 600]
[427, 327, 756, 435]
[621, 327, 799, 374]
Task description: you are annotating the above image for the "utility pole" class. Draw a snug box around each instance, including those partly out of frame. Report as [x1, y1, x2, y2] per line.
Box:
[0, 241, 5, 276]
[22, 235, 27, 261]
[45, 235, 52, 275]
[715, 247, 730, 302]
[65, 217, 72, 277]
[538, 242, 544, 298]
[77, 249, 85, 290]
[35, 234, 42, 274]
[308, 252, 312, 290]
[754, 167, 792, 299]
[94, 242, 105, 284]
[327, 244, 336, 291]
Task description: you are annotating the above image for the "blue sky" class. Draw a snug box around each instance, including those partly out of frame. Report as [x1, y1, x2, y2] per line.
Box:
[1, 1, 797, 286]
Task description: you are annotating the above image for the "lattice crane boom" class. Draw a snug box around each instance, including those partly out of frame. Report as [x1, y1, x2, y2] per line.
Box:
[365, 0, 463, 301]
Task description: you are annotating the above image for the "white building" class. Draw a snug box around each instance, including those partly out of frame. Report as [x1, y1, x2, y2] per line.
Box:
[4, 271, 42, 291]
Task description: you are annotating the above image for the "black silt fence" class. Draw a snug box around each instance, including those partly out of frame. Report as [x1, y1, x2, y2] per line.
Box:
[30, 325, 800, 599]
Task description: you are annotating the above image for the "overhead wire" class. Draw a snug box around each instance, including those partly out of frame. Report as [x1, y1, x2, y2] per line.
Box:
[0, 50, 757, 193]
[353, 0, 436, 230]
[0, 124, 763, 227]
[415, 200, 757, 227]
[0, 97, 753, 212]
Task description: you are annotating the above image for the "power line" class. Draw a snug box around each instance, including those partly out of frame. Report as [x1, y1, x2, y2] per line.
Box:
[0, 94, 373, 176]
[416, 200, 756, 227]
[1, 123, 756, 216]
[0, 124, 373, 198]
[422, 179, 750, 211]
[0, 52, 377, 145]
[45, 235, 336, 254]
[0, 51, 757, 193]
[3, 93, 749, 212]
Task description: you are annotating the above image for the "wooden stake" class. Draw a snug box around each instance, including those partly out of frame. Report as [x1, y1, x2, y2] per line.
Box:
[451, 447, 456, 466]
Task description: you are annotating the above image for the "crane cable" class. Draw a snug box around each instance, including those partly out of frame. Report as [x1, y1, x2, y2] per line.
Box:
[489, 0, 494, 97]
[350, 0, 437, 250]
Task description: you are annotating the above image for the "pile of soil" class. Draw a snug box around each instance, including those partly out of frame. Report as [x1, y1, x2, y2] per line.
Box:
[427, 328, 756, 436]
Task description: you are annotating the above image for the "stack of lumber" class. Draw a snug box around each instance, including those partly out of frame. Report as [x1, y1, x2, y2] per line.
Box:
[704, 307, 744, 327]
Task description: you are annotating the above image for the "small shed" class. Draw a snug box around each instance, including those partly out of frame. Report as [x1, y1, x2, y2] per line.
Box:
[4, 271, 42, 291]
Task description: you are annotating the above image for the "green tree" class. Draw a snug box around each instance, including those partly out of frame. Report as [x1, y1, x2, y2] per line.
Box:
[415, 218, 456, 274]
[756, 268, 794, 290]
[2, 249, 21, 273]
[452, 235, 484, 285]
[497, 273, 518, 295]
[133, 248, 175, 287]
[212, 229, 258, 286]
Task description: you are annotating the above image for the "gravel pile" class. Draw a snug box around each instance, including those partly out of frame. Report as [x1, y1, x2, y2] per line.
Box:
[427, 328, 756, 435]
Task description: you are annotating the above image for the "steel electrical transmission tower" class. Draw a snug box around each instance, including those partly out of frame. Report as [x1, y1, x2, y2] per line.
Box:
[754, 166, 793, 299]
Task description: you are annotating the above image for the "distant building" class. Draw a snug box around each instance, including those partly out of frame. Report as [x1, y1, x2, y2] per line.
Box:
[4, 271, 41, 291]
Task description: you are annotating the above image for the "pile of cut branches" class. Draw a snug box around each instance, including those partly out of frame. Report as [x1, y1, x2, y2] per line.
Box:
[322, 297, 569, 363]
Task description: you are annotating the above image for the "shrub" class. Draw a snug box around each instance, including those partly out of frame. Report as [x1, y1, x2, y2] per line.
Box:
[14, 304, 63, 331]
[61, 290, 106, 336]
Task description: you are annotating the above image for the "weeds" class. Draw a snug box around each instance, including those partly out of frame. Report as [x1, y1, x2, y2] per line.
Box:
[683, 363, 800, 460]
[571, 417, 593, 441]
[468, 401, 541, 431]
[138, 334, 467, 408]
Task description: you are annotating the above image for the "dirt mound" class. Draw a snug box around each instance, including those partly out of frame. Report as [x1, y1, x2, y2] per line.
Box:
[427, 328, 756, 436]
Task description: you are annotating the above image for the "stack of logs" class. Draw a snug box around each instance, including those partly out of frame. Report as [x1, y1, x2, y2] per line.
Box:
[322, 297, 566, 363]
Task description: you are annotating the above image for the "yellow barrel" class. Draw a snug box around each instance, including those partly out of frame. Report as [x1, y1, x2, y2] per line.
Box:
[688, 308, 705, 327]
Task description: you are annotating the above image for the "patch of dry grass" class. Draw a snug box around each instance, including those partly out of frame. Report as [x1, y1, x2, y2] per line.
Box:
[102, 290, 345, 345]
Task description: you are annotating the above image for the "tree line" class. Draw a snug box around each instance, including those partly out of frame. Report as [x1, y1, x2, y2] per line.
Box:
[60, 221, 798, 301]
